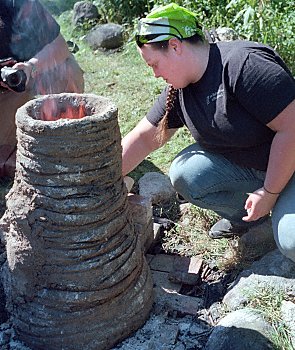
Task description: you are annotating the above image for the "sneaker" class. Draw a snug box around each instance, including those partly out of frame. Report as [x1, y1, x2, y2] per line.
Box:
[208, 218, 249, 239]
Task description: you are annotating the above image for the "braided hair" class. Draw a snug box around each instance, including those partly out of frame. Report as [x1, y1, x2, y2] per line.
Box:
[157, 84, 177, 144]
[148, 33, 203, 144]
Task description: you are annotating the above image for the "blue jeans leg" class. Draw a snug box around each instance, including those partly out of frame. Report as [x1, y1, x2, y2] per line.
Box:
[169, 143, 295, 262]
[272, 174, 295, 262]
[169, 143, 266, 227]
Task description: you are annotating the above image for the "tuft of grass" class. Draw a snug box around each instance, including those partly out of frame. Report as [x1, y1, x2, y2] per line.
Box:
[245, 286, 294, 350]
[162, 204, 230, 265]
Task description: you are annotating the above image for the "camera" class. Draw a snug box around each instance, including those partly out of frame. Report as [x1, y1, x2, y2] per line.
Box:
[0, 66, 27, 93]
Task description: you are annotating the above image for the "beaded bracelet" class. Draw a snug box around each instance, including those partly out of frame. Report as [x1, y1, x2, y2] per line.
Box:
[263, 185, 281, 195]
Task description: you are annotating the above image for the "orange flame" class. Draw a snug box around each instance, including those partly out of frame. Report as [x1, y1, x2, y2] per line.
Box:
[41, 99, 86, 121]
[58, 104, 86, 120]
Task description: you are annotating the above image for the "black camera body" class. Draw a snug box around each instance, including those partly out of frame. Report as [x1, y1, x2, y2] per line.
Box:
[0, 58, 27, 93]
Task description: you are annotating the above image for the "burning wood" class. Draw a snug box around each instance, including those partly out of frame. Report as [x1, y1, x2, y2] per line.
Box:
[0, 93, 153, 350]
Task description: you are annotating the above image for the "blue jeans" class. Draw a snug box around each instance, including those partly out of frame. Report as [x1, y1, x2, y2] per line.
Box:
[169, 143, 295, 262]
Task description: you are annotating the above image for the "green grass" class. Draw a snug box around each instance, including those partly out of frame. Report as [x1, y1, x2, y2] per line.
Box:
[245, 287, 294, 350]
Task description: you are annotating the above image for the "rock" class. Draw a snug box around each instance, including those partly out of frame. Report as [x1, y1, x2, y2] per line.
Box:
[85, 23, 124, 50]
[0, 330, 10, 346]
[189, 323, 208, 335]
[239, 249, 295, 278]
[138, 172, 176, 205]
[226, 249, 295, 295]
[281, 300, 295, 348]
[168, 256, 203, 285]
[0, 145, 15, 178]
[149, 254, 176, 273]
[224, 249, 295, 311]
[72, 1, 100, 26]
[127, 194, 154, 252]
[204, 309, 274, 350]
[124, 176, 134, 192]
[237, 217, 276, 260]
[223, 274, 295, 311]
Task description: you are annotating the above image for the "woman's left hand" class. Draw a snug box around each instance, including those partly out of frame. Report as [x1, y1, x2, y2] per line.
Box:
[242, 187, 279, 222]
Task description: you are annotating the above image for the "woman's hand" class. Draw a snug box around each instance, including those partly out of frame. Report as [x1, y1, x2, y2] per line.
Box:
[242, 187, 279, 222]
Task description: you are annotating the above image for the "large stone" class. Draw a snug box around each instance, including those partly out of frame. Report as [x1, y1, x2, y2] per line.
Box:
[237, 217, 276, 260]
[85, 23, 124, 50]
[281, 301, 295, 348]
[223, 274, 295, 311]
[204, 309, 274, 350]
[72, 1, 100, 26]
[138, 172, 176, 205]
[237, 249, 295, 279]
[223, 250, 295, 311]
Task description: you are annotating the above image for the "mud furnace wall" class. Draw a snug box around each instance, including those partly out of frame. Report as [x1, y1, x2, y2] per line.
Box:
[0, 93, 153, 350]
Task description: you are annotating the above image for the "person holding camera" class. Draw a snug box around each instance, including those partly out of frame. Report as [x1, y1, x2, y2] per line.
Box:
[0, 0, 84, 177]
[122, 3, 295, 262]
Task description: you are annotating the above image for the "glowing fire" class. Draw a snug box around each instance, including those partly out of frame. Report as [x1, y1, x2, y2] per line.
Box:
[41, 99, 86, 121]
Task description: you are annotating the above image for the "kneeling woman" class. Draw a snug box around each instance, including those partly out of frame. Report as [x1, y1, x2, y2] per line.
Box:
[122, 3, 295, 262]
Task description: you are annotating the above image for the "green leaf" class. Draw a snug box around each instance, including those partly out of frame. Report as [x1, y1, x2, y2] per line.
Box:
[243, 6, 255, 26]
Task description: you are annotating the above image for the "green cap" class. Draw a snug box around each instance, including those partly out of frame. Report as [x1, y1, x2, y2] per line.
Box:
[136, 3, 203, 45]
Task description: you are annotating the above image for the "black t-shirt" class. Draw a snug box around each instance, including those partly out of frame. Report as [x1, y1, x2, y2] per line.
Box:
[0, 0, 60, 61]
[146, 41, 295, 171]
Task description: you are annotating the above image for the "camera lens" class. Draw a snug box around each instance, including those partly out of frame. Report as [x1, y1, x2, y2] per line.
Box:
[0, 67, 27, 92]
[6, 71, 22, 87]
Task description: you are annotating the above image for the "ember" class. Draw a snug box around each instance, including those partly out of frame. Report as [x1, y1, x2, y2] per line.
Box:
[0, 93, 153, 350]
[41, 98, 86, 121]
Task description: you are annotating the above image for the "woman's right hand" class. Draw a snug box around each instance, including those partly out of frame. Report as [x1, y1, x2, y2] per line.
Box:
[13, 61, 37, 87]
[242, 187, 279, 222]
